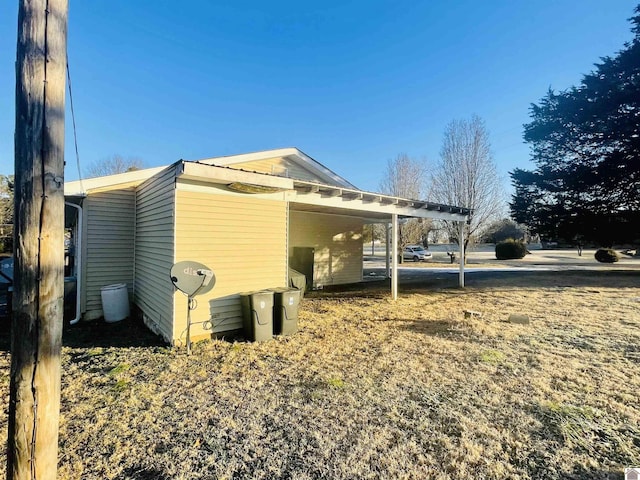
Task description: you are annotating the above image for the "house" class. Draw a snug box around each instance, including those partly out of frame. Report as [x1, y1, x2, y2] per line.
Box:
[64, 148, 470, 344]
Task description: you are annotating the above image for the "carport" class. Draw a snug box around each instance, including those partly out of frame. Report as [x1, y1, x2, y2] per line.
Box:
[288, 179, 471, 298]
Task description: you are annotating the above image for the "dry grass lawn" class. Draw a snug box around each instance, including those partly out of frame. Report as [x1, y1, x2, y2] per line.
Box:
[1, 270, 639, 479]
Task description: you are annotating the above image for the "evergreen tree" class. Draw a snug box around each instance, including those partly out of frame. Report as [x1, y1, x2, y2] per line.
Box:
[511, 5, 640, 245]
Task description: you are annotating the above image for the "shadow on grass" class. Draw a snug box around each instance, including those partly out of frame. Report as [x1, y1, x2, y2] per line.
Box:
[464, 269, 640, 290]
[303, 268, 639, 298]
[116, 466, 171, 480]
[382, 317, 486, 346]
[62, 315, 166, 349]
[562, 469, 620, 480]
[306, 273, 462, 300]
[357, 268, 640, 292]
[359, 266, 640, 291]
[386, 318, 466, 337]
[0, 313, 166, 353]
[306, 279, 391, 300]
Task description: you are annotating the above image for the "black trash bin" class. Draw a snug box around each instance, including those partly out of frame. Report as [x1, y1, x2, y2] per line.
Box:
[240, 290, 274, 342]
[271, 288, 301, 336]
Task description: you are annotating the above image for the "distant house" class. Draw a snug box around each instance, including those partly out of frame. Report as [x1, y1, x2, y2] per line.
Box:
[64, 148, 469, 344]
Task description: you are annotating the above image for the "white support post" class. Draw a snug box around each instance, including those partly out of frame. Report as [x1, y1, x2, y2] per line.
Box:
[391, 214, 398, 300]
[385, 223, 390, 278]
[459, 221, 465, 288]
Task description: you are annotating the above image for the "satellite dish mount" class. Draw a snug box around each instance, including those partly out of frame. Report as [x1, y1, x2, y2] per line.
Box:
[170, 261, 216, 354]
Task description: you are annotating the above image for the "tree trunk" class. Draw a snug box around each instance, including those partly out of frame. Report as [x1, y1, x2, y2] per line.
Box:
[371, 225, 374, 255]
[8, 1, 68, 479]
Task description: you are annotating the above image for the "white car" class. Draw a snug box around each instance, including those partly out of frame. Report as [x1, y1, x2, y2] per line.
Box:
[403, 245, 432, 262]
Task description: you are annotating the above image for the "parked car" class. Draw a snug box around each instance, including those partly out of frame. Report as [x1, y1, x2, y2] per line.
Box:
[403, 245, 432, 262]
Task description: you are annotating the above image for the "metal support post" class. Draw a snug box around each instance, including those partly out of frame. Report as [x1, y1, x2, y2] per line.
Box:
[391, 214, 398, 300]
[459, 221, 465, 288]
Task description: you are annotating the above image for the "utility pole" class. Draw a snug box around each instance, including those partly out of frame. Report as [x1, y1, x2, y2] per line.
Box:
[8, 1, 68, 479]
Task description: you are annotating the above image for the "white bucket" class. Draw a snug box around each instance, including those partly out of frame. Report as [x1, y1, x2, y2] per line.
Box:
[100, 283, 130, 323]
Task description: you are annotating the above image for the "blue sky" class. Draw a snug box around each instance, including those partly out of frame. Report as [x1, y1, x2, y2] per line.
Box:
[0, 1, 636, 194]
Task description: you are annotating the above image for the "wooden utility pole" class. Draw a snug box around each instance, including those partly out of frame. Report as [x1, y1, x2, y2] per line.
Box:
[8, 1, 68, 479]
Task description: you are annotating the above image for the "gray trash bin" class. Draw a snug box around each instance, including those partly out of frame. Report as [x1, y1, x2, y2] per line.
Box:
[240, 290, 274, 342]
[271, 288, 301, 336]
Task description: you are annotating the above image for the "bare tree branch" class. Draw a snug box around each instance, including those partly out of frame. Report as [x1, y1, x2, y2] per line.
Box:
[431, 115, 505, 249]
[379, 154, 433, 248]
[85, 155, 145, 178]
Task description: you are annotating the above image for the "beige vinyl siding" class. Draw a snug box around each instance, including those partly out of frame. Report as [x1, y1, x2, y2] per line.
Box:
[135, 168, 176, 343]
[174, 185, 287, 341]
[289, 210, 363, 287]
[81, 187, 136, 320]
[229, 157, 323, 183]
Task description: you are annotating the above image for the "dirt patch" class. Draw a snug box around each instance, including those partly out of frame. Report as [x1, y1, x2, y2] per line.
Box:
[0, 271, 639, 479]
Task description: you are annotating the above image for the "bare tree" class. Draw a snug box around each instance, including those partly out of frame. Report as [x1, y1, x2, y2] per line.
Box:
[0, 174, 14, 225]
[379, 153, 432, 248]
[0, 175, 14, 252]
[431, 115, 505, 250]
[85, 154, 144, 178]
[379, 153, 426, 199]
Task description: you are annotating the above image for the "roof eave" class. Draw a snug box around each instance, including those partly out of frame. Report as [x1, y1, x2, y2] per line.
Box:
[290, 179, 470, 221]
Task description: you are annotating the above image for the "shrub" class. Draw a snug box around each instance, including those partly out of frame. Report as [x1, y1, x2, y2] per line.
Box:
[594, 248, 619, 263]
[495, 239, 527, 260]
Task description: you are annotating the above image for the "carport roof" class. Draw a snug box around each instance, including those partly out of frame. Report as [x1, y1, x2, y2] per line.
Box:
[176, 161, 470, 223]
[64, 156, 471, 224]
[289, 179, 469, 222]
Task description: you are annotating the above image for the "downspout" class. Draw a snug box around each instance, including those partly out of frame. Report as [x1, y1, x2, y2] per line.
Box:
[132, 187, 137, 299]
[65, 201, 82, 325]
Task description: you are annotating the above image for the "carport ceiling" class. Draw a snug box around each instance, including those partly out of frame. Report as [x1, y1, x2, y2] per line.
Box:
[289, 202, 396, 222]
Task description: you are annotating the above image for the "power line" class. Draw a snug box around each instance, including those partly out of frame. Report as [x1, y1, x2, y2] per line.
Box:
[66, 54, 84, 193]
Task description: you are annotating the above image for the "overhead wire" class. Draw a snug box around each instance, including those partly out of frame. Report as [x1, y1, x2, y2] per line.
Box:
[66, 54, 85, 193]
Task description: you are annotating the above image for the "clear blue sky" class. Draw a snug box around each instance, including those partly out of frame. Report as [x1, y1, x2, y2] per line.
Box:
[0, 1, 636, 193]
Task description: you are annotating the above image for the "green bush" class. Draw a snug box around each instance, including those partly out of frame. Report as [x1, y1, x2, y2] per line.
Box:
[594, 248, 619, 263]
[495, 239, 527, 260]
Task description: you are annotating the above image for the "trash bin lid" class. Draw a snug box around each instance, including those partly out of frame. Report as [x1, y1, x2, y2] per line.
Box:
[101, 283, 127, 292]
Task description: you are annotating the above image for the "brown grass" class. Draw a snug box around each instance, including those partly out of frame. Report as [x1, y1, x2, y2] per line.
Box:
[1, 271, 639, 479]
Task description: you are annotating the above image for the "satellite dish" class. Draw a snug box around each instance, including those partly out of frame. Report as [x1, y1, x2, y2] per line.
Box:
[170, 261, 215, 296]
